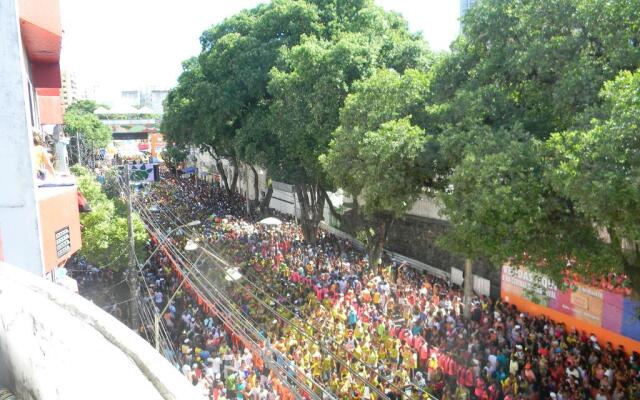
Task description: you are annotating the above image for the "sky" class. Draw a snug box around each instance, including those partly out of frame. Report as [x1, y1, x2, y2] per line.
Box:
[60, 0, 460, 104]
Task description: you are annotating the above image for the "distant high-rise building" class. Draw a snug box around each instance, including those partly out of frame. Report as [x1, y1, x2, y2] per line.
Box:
[149, 90, 168, 114]
[460, 0, 478, 22]
[120, 88, 168, 114]
[121, 90, 141, 108]
[60, 70, 80, 110]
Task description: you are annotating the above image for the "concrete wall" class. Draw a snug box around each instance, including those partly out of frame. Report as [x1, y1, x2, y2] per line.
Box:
[0, 0, 46, 276]
[0, 262, 200, 400]
[380, 215, 501, 298]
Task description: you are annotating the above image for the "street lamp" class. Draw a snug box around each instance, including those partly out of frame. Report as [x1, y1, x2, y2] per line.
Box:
[154, 240, 202, 352]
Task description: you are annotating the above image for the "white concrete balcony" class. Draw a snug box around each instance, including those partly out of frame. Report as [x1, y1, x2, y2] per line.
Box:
[0, 262, 199, 399]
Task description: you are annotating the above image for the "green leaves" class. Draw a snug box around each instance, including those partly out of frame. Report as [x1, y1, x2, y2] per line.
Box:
[321, 67, 431, 259]
[161, 143, 189, 170]
[63, 108, 112, 148]
[432, 0, 640, 285]
[267, 2, 432, 187]
[549, 69, 640, 246]
[71, 166, 147, 270]
[65, 100, 101, 114]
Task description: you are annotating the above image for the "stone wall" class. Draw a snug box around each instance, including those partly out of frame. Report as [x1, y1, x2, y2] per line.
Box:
[340, 213, 502, 298]
[386, 215, 501, 297]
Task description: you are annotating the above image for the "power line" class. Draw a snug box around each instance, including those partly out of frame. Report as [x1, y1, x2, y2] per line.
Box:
[131, 196, 330, 399]
[134, 184, 394, 399]
[145, 197, 407, 399]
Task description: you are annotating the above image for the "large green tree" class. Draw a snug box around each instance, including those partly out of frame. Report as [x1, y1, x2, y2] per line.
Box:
[548, 69, 640, 290]
[321, 69, 431, 264]
[64, 109, 112, 149]
[431, 0, 640, 291]
[163, 0, 322, 194]
[164, 0, 431, 241]
[268, 2, 431, 242]
[72, 166, 147, 270]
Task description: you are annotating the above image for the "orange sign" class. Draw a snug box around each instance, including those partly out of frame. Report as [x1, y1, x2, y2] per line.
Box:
[502, 265, 640, 353]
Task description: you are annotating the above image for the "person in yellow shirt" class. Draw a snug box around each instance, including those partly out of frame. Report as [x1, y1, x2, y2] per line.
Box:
[329, 372, 340, 393]
[377, 341, 387, 361]
[32, 135, 55, 180]
[321, 356, 333, 382]
[395, 367, 409, 386]
[340, 373, 352, 397]
[354, 321, 364, 340]
[389, 339, 400, 364]
[427, 354, 438, 382]
[311, 354, 322, 379]
[402, 345, 414, 371]
[366, 346, 378, 367]
[454, 385, 470, 400]
[354, 342, 363, 361]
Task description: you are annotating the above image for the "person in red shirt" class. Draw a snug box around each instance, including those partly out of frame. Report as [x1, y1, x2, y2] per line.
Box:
[447, 357, 458, 379]
[474, 376, 487, 399]
[550, 361, 565, 384]
[464, 365, 474, 389]
[457, 364, 466, 387]
[419, 341, 430, 370]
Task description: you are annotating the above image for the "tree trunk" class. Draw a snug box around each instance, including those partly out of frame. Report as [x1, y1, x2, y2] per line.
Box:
[215, 158, 231, 192]
[366, 214, 392, 267]
[259, 181, 273, 214]
[463, 258, 474, 319]
[230, 157, 239, 193]
[250, 165, 260, 211]
[296, 183, 325, 245]
[206, 146, 231, 192]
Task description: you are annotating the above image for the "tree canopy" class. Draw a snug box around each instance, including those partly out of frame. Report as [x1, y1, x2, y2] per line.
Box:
[321, 68, 431, 263]
[64, 102, 112, 148]
[433, 0, 640, 289]
[66, 99, 101, 114]
[162, 0, 640, 288]
[72, 166, 147, 270]
[163, 0, 432, 242]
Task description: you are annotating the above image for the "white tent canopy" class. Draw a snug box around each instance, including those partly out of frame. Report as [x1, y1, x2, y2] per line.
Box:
[137, 106, 155, 114]
[258, 217, 282, 226]
[94, 105, 152, 115]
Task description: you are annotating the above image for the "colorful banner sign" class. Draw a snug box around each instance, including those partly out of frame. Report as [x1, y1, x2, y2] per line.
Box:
[501, 265, 640, 342]
[128, 163, 155, 182]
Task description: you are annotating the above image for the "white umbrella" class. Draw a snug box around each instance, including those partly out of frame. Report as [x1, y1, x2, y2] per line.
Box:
[258, 217, 282, 226]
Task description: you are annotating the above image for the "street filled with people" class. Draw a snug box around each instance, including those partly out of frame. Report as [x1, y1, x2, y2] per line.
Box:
[134, 174, 640, 400]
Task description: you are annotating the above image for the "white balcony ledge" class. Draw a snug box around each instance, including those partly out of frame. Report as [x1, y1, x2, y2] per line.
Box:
[0, 262, 199, 399]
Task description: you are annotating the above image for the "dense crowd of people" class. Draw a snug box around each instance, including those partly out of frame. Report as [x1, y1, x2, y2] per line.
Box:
[136, 174, 640, 400]
[136, 177, 285, 399]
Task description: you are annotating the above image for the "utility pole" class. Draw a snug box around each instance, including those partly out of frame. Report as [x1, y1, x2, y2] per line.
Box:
[124, 163, 140, 331]
[76, 132, 82, 166]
